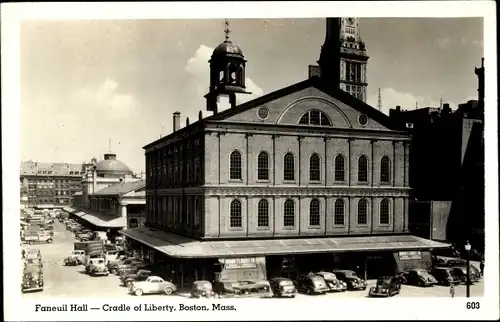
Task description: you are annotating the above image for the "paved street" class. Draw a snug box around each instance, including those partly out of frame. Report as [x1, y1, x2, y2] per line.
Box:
[22, 221, 483, 300]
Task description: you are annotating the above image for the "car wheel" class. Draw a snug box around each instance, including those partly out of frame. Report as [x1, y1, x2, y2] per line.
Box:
[126, 281, 132, 287]
[291, 295, 295, 298]
[47, 239, 53, 244]
[134, 289, 143, 296]
[164, 287, 173, 295]
[362, 287, 366, 291]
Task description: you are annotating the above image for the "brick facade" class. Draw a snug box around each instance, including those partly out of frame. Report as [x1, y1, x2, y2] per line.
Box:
[144, 83, 411, 241]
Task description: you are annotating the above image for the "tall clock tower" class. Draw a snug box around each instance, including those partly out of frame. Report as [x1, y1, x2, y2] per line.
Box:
[315, 17, 369, 102]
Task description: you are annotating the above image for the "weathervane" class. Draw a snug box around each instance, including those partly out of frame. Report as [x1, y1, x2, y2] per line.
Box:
[224, 19, 231, 41]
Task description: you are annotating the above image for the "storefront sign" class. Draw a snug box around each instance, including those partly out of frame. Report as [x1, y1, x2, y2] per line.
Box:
[398, 251, 422, 261]
[223, 257, 257, 269]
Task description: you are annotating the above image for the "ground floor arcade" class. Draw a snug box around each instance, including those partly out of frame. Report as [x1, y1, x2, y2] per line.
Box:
[119, 226, 449, 288]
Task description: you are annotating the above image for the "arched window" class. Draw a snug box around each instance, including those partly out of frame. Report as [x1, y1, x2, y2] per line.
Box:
[230, 199, 242, 228]
[257, 151, 269, 181]
[309, 154, 320, 181]
[129, 218, 138, 229]
[358, 155, 368, 182]
[298, 110, 332, 126]
[334, 199, 345, 226]
[284, 199, 295, 227]
[309, 199, 320, 226]
[334, 155, 345, 181]
[380, 156, 391, 183]
[380, 199, 390, 224]
[284, 153, 295, 181]
[357, 199, 368, 225]
[230, 150, 242, 180]
[257, 199, 269, 227]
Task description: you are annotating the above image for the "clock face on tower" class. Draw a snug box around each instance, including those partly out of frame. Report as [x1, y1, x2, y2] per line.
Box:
[346, 17, 355, 25]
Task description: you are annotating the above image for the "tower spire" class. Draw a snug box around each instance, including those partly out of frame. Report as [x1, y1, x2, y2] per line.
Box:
[415, 101, 418, 110]
[224, 19, 231, 41]
[377, 88, 382, 111]
[440, 98, 443, 108]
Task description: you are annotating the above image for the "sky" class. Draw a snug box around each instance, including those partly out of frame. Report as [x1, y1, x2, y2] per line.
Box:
[20, 18, 484, 173]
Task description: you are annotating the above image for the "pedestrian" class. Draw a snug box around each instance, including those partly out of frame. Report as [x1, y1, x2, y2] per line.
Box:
[480, 259, 485, 276]
[449, 283, 455, 298]
[21, 249, 25, 259]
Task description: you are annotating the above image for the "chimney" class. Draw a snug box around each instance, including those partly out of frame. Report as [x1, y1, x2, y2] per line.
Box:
[186, 117, 190, 126]
[173, 112, 181, 132]
[198, 110, 203, 121]
[396, 106, 401, 112]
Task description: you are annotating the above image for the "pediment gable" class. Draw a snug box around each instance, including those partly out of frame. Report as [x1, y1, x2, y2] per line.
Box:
[209, 77, 396, 132]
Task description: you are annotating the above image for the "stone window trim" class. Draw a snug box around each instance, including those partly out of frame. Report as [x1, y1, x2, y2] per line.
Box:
[309, 198, 321, 227]
[229, 150, 243, 181]
[283, 153, 296, 182]
[333, 198, 346, 226]
[257, 151, 270, 182]
[357, 198, 369, 226]
[229, 198, 243, 229]
[334, 154, 346, 182]
[257, 198, 270, 228]
[357, 154, 369, 183]
[380, 155, 391, 184]
[309, 153, 321, 182]
[379, 199, 391, 225]
[283, 198, 295, 228]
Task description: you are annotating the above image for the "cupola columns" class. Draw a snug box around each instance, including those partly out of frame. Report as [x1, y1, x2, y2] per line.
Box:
[205, 19, 251, 114]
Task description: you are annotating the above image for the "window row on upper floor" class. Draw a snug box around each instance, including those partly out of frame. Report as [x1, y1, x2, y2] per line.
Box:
[228, 197, 392, 229]
[230, 150, 393, 184]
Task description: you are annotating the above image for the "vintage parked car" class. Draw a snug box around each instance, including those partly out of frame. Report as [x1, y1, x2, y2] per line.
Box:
[401, 269, 438, 286]
[368, 276, 401, 297]
[191, 280, 216, 298]
[433, 256, 466, 267]
[86, 258, 109, 276]
[63, 256, 80, 266]
[109, 258, 143, 274]
[312, 272, 348, 292]
[294, 274, 329, 295]
[431, 267, 463, 285]
[451, 266, 481, 284]
[129, 276, 177, 296]
[122, 270, 153, 287]
[269, 277, 297, 298]
[22, 264, 44, 293]
[25, 249, 42, 260]
[332, 270, 367, 290]
[215, 280, 273, 298]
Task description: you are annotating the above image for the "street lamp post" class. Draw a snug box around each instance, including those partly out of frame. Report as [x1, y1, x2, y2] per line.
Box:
[464, 240, 471, 297]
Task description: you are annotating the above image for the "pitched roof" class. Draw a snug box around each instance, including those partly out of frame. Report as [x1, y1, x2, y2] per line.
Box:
[204, 76, 397, 129]
[92, 180, 145, 196]
[20, 160, 83, 176]
[143, 76, 405, 149]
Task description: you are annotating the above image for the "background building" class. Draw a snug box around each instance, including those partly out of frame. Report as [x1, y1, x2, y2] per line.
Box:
[389, 58, 485, 251]
[20, 160, 85, 209]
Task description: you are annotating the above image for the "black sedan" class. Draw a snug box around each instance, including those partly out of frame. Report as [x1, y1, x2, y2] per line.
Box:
[368, 276, 401, 297]
[269, 277, 297, 298]
[401, 269, 438, 287]
[332, 270, 367, 290]
[293, 274, 329, 295]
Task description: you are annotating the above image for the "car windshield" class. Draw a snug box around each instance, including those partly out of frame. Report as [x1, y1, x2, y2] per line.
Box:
[345, 271, 357, 277]
[377, 278, 391, 286]
[195, 282, 212, 290]
[279, 280, 294, 286]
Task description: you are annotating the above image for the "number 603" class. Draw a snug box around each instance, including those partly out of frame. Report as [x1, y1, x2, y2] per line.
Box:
[466, 302, 480, 309]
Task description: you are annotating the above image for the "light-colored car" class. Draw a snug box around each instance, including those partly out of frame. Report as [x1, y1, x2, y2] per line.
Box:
[129, 276, 177, 296]
[86, 258, 109, 276]
[69, 250, 86, 264]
